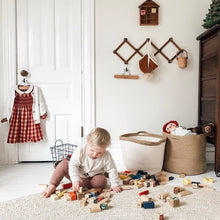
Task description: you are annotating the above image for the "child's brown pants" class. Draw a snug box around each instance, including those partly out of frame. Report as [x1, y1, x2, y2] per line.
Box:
[50, 160, 107, 189]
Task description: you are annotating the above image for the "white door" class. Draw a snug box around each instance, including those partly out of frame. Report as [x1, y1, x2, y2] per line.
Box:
[17, 0, 82, 161]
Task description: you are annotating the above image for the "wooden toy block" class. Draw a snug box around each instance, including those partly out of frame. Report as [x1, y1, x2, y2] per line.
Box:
[38, 184, 48, 189]
[179, 190, 192, 197]
[79, 187, 83, 193]
[169, 197, 179, 207]
[123, 177, 132, 185]
[204, 177, 213, 183]
[97, 197, 109, 205]
[183, 179, 191, 185]
[119, 174, 128, 179]
[76, 192, 85, 200]
[150, 181, 156, 187]
[140, 195, 152, 202]
[95, 188, 103, 194]
[192, 183, 199, 189]
[139, 190, 149, 196]
[58, 189, 68, 198]
[88, 197, 96, 204]
[121, 185, 132, 190]
[179, 173, 186, 178]
[69, 192, 77, 200]
[143, 201, 155, 209]
[159, 181, 166, 185]
[136, 200, 143, 208]
[55, 188, 67, 195]
[129, 179, 135, 185]
[80, 197, 87, 206]
[97, 195, 103, 202]
[158, 192, 169, 200]
[89, 204, 101, 213]
[173, 186, 184, 194]
[155, 213, 164, 220]
[158, 176, 169, 182]
[155, 171, 167, 178]
[63, 193, 72, 201]
[62, 182, 72, 189]
[135, 184, 143, 189]
[50, 194, 60, 200]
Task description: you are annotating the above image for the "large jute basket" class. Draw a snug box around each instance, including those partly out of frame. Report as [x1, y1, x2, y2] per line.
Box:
[120, 131, 167, 174]
[163, 132, 206, 175]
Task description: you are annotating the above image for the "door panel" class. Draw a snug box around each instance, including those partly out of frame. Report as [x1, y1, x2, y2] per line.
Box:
[17, 0, 82, 161]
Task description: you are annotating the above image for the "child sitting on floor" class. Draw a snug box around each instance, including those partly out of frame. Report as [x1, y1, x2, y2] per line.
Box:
[42, 127, 121, 198]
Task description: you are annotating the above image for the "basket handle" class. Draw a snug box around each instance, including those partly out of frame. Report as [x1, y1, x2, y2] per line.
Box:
[176, 49, 188, 59]
[55, 139, 63, 146]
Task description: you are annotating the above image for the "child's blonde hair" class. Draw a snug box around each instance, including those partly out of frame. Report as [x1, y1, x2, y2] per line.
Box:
[87, 127, 111, 148]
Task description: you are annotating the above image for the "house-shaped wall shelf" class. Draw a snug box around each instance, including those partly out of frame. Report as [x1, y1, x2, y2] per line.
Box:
[138, 0, 159, 26]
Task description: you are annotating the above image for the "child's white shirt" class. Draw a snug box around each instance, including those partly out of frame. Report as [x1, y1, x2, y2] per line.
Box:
[69, 145, 120, 187]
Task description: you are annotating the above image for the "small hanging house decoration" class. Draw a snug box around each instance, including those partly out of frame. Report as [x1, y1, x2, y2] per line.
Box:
[138, 0, 160, 26]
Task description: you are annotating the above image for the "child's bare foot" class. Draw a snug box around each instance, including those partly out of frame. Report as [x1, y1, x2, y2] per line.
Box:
[42, 184, 56, 198]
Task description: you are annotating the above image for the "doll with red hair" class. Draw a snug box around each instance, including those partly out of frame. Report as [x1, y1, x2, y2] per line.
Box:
[163, 120, 195, 136]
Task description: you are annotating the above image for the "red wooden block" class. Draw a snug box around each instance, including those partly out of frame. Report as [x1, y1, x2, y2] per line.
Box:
[62, 182, 72, 189]
[69, 192, 77, 200]
[139, 190, 149, 196]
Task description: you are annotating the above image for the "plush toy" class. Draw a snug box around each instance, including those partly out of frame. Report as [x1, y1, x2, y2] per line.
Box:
[188, 122, 215, 138]
[163, 120, 195, 136]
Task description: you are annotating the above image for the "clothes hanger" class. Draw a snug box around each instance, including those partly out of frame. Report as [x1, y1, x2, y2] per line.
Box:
[18, 70, 30, 91]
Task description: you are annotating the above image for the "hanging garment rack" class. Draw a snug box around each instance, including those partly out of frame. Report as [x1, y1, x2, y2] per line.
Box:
[113, 37, 185, 64]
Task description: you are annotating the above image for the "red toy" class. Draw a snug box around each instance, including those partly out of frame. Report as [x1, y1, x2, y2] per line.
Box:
[62, 182, 72, 189]
[139, 190, 149, 196]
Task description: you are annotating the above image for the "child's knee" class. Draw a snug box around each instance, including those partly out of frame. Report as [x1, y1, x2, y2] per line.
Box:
[90, 174, 107, 188]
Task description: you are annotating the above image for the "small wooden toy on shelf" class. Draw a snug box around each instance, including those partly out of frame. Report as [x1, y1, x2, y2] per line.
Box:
[138, 0, 160, 26]
[114, 66, 139, 79]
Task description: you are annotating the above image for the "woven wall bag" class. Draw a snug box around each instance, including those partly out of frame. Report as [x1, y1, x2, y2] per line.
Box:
[163, 132, 206, 175]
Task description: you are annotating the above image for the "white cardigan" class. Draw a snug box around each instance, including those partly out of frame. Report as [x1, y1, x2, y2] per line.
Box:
[6, 85, 47, 124]
[69, 145, 120, 187]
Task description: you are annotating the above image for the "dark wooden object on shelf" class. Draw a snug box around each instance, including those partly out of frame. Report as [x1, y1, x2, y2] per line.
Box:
[138, 0, 159, 26]
[196, 24, 220, 177]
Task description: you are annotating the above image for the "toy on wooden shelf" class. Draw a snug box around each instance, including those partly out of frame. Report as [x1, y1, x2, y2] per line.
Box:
[114, 65, 139, 79]
[138, 0, 160, 26]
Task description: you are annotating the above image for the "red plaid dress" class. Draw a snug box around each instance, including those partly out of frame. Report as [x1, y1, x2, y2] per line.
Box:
[7, 91, 43, 143]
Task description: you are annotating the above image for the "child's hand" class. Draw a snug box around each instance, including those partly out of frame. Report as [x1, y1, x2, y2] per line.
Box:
[111, 185, 122, 193]
[72, 181, 81, 192]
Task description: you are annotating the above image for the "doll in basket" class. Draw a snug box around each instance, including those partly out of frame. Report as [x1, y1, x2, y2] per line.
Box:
[42, 127, 121, 198]
[163, 120, 195, 136]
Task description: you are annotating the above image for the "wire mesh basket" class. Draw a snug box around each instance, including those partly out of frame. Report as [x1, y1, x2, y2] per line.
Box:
[50, 139, 78, 166]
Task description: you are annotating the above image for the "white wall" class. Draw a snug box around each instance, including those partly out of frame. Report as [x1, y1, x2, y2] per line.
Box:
[95, 0, 211, 144]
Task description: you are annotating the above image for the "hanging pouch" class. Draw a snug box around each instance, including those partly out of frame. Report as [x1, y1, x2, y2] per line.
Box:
[139, 39, 158, 73]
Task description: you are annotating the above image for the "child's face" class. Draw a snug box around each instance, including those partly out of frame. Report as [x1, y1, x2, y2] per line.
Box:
[166, 122, 177, 133]
[86, 143, 106, 159]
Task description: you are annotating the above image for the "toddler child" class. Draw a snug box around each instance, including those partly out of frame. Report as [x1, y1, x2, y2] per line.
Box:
[42, 127, 121, 197]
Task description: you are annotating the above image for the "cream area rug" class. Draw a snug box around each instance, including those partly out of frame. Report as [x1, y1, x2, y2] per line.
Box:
[0, 184, 220, 220]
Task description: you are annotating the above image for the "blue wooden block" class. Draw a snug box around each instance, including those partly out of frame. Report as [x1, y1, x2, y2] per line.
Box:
[143, 201, 155, 209]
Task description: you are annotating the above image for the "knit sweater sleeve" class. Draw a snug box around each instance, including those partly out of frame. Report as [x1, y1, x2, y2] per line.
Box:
[104, 151, 120, 187]
[69, 146, 82, 183]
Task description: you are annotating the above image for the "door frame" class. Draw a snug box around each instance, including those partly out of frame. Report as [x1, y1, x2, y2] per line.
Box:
[0, 0, 95, 163]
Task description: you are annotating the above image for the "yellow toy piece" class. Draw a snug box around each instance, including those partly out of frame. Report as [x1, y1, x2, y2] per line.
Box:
[119, 174, 128, 179]
[58, 189, 68, 198]
[183, 179, 191, 185]
[204, 177, 213, 183]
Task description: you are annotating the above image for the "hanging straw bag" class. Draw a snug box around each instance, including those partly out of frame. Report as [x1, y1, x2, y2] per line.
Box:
[120, 131, 167, 174]
[139, 39, 158, 73]
[176, 49, 188, 68]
